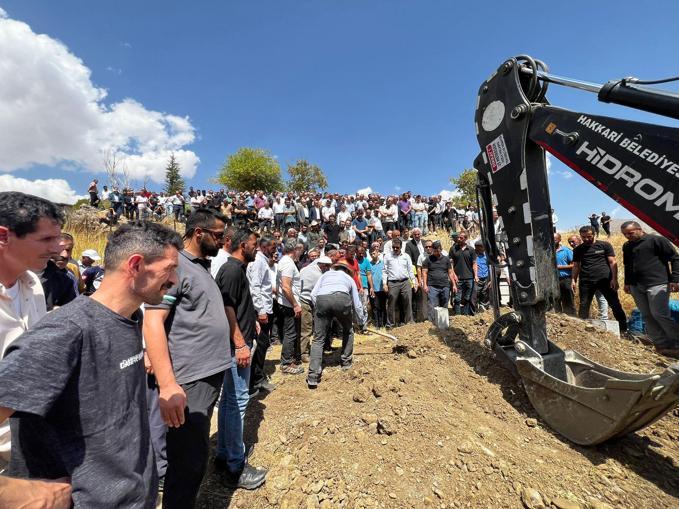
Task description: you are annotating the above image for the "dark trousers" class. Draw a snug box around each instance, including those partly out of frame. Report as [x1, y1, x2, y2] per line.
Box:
[370, 291, 387, 327]
[578, 278, 627, 332]
[555, 277, 576, 316]
[146, 375, 167, 479]
[163, 371, 224, 509]
[454, 279, 474, 315]
[250, 313, 272, 390]
[386, 279, 412, 326]
[308, 293, 354, 384]
[278, 304, 301, 366]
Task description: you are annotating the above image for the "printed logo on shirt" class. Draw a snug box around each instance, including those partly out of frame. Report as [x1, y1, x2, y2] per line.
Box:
[120, 350, 144, 370]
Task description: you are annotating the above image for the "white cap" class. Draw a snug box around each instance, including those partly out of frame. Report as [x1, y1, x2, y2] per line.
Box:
[317, 256, 332, 265]
[81, 249, 101, 261]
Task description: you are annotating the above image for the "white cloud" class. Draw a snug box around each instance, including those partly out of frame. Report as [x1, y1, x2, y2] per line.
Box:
[356, 186, 373, 196]
[0, 174, 86, 205]
[0, 12, 199, 183]
[106, 66, 122, 75]
[394, 185, 402, 192]
[439, 189, 461, 202]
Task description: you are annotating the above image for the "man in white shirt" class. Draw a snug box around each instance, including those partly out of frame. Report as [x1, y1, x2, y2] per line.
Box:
[0, 192, 67, 504]
[210, 226, 234, 278]
[276, 239, 304, 375]
[321, 200, 335, 224]
[382, 238, 418, 328]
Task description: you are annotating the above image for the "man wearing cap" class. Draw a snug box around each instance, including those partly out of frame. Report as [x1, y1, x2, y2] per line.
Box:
[382, 238, 418, 327]
[306, 220, 322, 248]
[307, 260, 365, 388]
[299, 256, 333, 362]
[80, 249, 104, 296]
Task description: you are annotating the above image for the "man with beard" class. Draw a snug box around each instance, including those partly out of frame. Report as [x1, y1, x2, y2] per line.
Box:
[214, 229, 267, 490]
[144, 209, 232, 508]
[449, 231, 477, 316]
[0, 221, 183, 508]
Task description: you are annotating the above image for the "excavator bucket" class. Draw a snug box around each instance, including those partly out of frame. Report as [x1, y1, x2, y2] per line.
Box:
[513, 340, 679, 445]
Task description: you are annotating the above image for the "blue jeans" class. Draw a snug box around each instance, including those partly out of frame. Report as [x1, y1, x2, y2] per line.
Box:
[428, 286, 450, 308]
[216, 358, 251, 472]
[454, 279, 475, 315]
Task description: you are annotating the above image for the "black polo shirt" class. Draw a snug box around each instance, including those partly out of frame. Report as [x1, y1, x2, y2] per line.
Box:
[215, 257, 257, 347]
[622, 234, 679, 286]
[449, 244, 476, 280]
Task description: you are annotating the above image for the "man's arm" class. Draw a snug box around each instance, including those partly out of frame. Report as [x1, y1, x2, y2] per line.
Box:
[607, 256, 619, 291]
[143, 308, 186, 428]
[0, 406, 14, 424]
[421, 267, 428, 293]
[571, 261, 581, 291]
[382, 257, 389, 293]
[280, 276, 301, 317]
[225, 306, 250, 368]
[448, 267, 458, 292]
[0, 476, 72, 509]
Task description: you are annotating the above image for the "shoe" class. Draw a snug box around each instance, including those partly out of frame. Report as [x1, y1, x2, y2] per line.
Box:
[301, 354, 310, 363]
[307, 380, 318, 390]
[157, 475, 165, 493]
[656, 347, 679, 359]
[323, 347, 334, 354]
[248, 387, 260, 398]
[222, 464, 267, 490]
[341, 363, 353, 371]
[255, 379, 276, 393]
[281, 364, 305, 375]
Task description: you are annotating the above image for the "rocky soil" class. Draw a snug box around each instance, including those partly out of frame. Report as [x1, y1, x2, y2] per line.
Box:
[195, 312, 679, 509]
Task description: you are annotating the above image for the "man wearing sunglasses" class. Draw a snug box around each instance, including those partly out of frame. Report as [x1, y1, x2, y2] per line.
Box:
[144, 208, 232, 508]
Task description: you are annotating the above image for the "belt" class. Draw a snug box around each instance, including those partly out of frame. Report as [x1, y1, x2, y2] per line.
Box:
[388, 278, 408, 283]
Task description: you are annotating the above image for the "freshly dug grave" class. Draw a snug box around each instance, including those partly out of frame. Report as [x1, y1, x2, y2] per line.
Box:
[196, 312, 679, 508]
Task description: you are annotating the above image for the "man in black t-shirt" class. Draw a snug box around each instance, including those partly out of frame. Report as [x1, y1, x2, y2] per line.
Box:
[323, 214, 341, 245]
[422, 241, 457, 321]
[449, 232, 477, 316]
[0, 222, 183, 508]
[621, 221, 679, 355]
[572, 225, 627, 332]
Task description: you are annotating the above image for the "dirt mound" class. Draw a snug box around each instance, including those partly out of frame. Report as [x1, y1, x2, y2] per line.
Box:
[196, 313, 679, 508]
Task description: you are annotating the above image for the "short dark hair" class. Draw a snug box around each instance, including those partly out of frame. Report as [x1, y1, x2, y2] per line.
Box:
[185, 208, 227, 239]
[620, 220, 641, 230]
[0, 192, 64, 237]
[232, 228, 256, 250]
[259, 236, 275, 248]
[60, 232, 75, 243]
[578, 225, 594, 234]
[104, 221, 183, 270]
[392, 238, 402, 248]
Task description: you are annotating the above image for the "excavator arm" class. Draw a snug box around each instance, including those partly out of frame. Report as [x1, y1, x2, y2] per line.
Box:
[473, 56, 679, 445]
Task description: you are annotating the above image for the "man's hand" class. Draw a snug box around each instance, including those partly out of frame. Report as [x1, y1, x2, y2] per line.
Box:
[0, 477, 72, 509]
[293, 304, 302, 318]
[383, 283, 388, 293]
[257, 313, 268, 324]
[670, 282, 679, 293]
[412, 282, 419, 293]
[369, 288, 375, 298]
[255, 321, 261, 335]
[624, 285, 631, 294]
[235, 345, 251, 368]
[423, 284, 429, 294]
[571, 281, 577, 292]
[143, 351, 154, 375]
[610, 279, 619, 291]
[159, 382, 187, 428]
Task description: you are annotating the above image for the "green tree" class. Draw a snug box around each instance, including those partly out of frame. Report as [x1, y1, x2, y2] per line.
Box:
[164, 153, 185, 195]
[216, 147, 284, 192]
[449, 168, 478, 206]
[286, 159, 328, 193]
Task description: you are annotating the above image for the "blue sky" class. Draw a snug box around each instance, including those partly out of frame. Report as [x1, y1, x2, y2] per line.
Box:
[1, 1, 678, 229]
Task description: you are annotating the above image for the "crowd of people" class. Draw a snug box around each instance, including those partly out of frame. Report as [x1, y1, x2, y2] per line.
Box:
[0, 188, 677, 508]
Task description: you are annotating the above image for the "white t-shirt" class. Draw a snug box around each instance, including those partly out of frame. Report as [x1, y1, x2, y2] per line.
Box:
[321, 206, 335, 222]
[337, 210, 351, 224]
[258, 207, 274, 220]
[135, 195, 148, 210]
[6, 280, 22, 317]
[210, 249, 231, 278]
[276, 255, 301, 308]
[369, 216, 383, 231]
[272, 200, 286, 214]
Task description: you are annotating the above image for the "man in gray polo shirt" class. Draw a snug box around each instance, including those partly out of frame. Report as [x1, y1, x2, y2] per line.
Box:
[144, 208, 231, 509]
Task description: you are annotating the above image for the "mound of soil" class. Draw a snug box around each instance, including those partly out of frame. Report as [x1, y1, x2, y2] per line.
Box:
[196, 312, 679, 508]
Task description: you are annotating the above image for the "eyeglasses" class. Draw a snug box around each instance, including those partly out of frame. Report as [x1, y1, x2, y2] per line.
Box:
[203, 229, 225, 241]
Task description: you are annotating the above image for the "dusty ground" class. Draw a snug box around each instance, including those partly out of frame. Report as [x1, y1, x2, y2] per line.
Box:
[195, 312, 679, 509]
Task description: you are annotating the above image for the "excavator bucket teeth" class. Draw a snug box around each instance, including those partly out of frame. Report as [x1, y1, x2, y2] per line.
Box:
[514, 343, 679, 445]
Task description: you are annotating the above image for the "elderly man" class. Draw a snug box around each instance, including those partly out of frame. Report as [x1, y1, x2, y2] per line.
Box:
[307, 261, 365, 388]
[0, 220, 183, 508]
[382, 238, 418, 327]
[299, 256, 333, 362]
[621, 221, 679, 356]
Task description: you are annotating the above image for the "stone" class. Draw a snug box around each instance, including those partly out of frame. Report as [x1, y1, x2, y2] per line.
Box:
[310, 480, 324, 494]
[377, 418, 396, 436]
[552, 498, 582, 509]
[525, 418, 538, 428]
[407, 349, 418, 359]
[306, 494, 320, 509]
[480, 446, 496, 458]
[587, 499, 613, 509]
[388, 492, 397, 499]
[352, 390, 368, 403]
[368, 422, 378, 434]
[432, 487, 444, 499]
[457, 441, 473, 454]
[372, 383, 385, 398]
[361, 413, 378, 425]
[521, 487, 544, 509]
